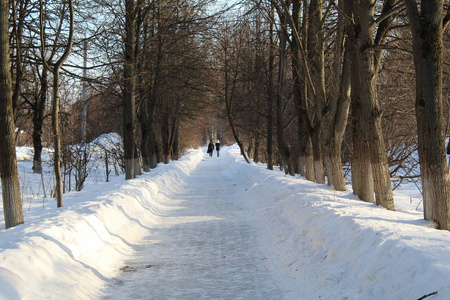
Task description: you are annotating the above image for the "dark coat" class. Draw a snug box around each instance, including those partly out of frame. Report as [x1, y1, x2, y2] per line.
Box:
[207, 143, 214, 152]
[215, 143, 221, 151]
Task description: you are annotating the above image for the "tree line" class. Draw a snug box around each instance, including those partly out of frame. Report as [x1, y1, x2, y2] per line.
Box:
[0, 0, 449, 230]
[213, 0, 450, 229]
[0, 0, 216, 228]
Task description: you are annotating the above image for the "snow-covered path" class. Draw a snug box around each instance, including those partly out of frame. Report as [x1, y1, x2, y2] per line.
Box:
[4, 146, 450, 299]
[100, 155, 282, 299]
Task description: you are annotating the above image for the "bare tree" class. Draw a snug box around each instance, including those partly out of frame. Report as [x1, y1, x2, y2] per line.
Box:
[275, 15, 295, 175]
[39, 0, 74, 207]
[405, 0, 450, 229]
[348, 0, 399, 210]
[321, 0, 351, 191]
[0, 0, 24, 228]
[221, 27, 251, 164]
[123, 0, 139, 179]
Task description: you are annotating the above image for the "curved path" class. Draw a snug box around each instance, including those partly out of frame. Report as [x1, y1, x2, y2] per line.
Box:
[100, 155, 281, 299]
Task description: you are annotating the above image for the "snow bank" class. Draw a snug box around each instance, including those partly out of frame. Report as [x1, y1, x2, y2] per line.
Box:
[15, 147, 33, 162]
[223, 145, 450, 299]
[0, 148, 204, 300]
[2, 144, 450, 299]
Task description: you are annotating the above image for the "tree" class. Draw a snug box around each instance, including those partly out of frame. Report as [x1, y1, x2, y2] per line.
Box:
[220, 24, 251, 164]
[275, 15, 295, 175]
[123, 0, 139, 179]
[321, 0, 351, 191]
[266, 5, 275, 170]
[348, 0, 399, 210]
[405, 0, 450, 229]
[20, 62, 49, 174]
[10, 0, 30, 126]
[0, 0, 24, 228]
[39, 0, 74, 207]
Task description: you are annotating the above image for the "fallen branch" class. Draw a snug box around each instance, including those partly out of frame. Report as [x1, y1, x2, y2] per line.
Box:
[417, 291, 438, 300]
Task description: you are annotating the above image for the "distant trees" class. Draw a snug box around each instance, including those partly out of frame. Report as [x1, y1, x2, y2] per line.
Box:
[215, 22, 253, 164]
[120, 0, 213, 174]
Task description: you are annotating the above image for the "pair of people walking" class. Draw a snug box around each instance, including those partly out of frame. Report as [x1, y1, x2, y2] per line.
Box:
[207, 140, 220, 157]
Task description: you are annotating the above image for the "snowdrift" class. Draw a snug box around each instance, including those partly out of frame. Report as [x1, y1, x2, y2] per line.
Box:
[1, 144, 450, 299]
[0, 148, 203, 300]
[222, 145, 450, 299]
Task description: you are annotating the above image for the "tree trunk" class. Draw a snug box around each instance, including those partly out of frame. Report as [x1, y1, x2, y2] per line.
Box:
[134, 144, 141, 175]
[348, 12, 374, 202]
[247, 139, 253, 160]
[138, 98, 151, 172]
[161, 110, 170, 164]
[254, 136, 260, 163]
[405, 0, 450, 229]
[352, 0, 395, 210]
[52, 69, 63, 207]
[266, 8, 275, 170]
[32, 67, 47, 174]
[226, 102, 251, 163]
[149, 131, 158, 168]
[11, 0, 27, 125]
[293, 49, 315, 180]
[276, 23, 295, 176]
[289, 0, 315, 181]
[172, 121, 179, 161]
[0, 0, 24, 228]
[123, 0, 137, 179]
[141, 102, 158, 169]
[307, 0, 326, 184]
[140, 124, 151, 172]
[321, 0, 350, 191]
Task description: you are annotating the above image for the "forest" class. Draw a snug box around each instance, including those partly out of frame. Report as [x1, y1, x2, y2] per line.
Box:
[0, 0, 449, 230]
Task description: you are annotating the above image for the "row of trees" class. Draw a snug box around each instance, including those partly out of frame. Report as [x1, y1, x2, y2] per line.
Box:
[216, 1, 450, 229]
[0, 0, 218, 228]
[1, 0, 76, 227]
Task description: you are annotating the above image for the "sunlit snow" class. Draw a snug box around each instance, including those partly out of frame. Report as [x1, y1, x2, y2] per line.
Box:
[0, 143, 449, 299]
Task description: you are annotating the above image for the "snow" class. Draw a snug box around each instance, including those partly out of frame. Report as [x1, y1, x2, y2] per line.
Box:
[0, 143, 450, 299]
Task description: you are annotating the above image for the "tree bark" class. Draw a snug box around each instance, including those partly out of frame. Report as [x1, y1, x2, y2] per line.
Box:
[123, 0, 138, 179]
[253, 135, 260, 163]
[32, 68, 47, 174]
[266, 6, 275, 170]
[138, 101, 151, 172]
[11, 0, 27, 124]
[0, 0, 24, 228]
[348, 0, 374, 202]
[52, 69, 64, 207]
[306, 0, 326, 184]
[350, 0, 396, 210]
[171, 119, 180, 161]
[276, 20, 295, 176]
[288, 0, 315, 180]
[161, 109, 170, 164]
[405, 0, 450, 229]
[321, 0, 350, 191]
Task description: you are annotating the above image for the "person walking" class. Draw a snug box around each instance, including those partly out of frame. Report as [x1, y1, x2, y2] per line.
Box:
[215, 140, 221, 157]
[207, 141, 214, 157]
